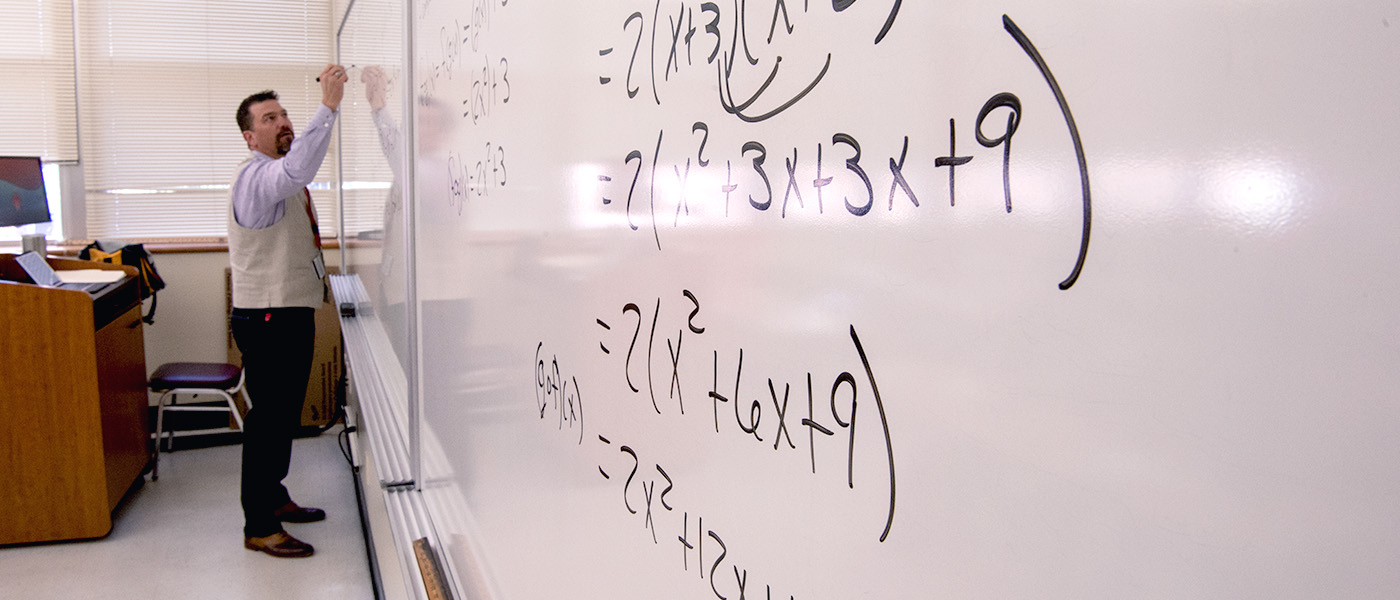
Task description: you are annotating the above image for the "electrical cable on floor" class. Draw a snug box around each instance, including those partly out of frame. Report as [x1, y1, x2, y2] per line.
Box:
[339, 425, 356, 466]
[316, 400, 347, 434]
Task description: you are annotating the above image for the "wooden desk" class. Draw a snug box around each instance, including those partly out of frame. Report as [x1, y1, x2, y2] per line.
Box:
[0, 254, 148, 544]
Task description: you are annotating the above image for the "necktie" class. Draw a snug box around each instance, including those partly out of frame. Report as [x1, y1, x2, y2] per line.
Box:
[303, 187, 322, 248]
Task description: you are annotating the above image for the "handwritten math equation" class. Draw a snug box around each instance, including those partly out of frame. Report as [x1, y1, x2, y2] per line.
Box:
[593, 2, 1091, 290]
[535, 288, 896, 599]
[421, 0, 512, 122]
[597, 0, 899, 110]
[424, 0, 512, 210]
[447, 142, 507, 214]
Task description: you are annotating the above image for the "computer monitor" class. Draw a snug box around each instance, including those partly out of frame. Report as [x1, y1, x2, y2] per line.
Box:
[0, 156, 52, 228]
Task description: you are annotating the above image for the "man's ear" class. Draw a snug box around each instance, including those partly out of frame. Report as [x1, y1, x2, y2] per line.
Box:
[242, 130, 255, 150]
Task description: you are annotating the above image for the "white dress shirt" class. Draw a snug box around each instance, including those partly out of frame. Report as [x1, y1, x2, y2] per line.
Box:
[231, 104, 338, 229]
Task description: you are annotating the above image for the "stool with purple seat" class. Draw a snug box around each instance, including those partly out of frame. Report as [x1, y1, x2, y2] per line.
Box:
[148, 362, 249, 480]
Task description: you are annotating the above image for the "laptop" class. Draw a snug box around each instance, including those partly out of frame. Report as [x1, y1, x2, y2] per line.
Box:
[14, 251, 115, 293]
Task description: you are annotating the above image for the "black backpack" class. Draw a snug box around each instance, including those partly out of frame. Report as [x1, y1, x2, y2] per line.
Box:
[80, 240, 166, 324]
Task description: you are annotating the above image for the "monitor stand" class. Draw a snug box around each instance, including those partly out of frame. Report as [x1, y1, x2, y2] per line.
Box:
[20, 232, 45, 254]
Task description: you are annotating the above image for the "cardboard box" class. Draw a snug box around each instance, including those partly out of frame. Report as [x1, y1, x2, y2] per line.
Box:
[225, 268, 344, 428]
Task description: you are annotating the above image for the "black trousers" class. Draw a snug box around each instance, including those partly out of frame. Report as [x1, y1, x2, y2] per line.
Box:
[231, 306, 315, 538]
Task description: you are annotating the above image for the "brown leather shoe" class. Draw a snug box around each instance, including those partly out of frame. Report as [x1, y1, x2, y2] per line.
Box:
[273, 501, 326, 523]
[244, 531, 315, 558]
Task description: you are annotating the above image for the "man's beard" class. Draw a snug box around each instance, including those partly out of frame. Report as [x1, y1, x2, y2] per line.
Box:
[276, 131, 293, 155]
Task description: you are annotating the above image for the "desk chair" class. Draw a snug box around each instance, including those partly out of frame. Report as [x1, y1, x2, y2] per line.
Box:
[149, 362, 249, 480]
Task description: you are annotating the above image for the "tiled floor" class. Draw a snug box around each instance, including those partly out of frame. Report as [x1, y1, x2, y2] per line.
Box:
[0, 428, 375, 599]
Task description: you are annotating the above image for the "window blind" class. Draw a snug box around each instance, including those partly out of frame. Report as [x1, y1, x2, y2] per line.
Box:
[0, 0, 79, 163]
[79, 0, 337, 239]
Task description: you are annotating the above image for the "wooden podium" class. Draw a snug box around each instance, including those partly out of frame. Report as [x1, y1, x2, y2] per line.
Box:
[0, 254, 149, 544]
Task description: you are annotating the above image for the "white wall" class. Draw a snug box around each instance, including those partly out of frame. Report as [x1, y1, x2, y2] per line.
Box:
[139, 251, 234, 372]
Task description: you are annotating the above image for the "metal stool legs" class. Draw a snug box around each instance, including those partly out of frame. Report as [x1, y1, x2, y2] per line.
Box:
[148, 363, 248, 480]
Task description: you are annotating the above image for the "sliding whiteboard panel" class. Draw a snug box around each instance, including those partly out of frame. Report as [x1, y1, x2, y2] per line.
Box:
[403, 2, 1400, 599]
[340, 0, 412, 369]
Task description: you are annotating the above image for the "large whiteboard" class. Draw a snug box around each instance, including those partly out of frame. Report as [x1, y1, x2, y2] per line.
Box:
[383, 1, 1400, 598]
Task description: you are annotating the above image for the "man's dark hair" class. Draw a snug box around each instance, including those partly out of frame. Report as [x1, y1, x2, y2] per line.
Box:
[236, 90, 279, 132]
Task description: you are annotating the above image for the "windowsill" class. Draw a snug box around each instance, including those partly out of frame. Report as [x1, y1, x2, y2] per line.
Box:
[2, 237, 350, 255]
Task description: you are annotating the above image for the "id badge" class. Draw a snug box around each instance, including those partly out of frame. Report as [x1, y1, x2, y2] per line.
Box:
[312, 253, 327, 279]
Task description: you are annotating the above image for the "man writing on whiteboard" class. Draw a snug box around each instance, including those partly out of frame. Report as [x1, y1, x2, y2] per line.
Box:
[229, 64, 347, 558]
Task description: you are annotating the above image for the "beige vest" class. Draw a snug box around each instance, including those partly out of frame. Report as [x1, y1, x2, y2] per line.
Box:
[228, 159, 325, 309]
